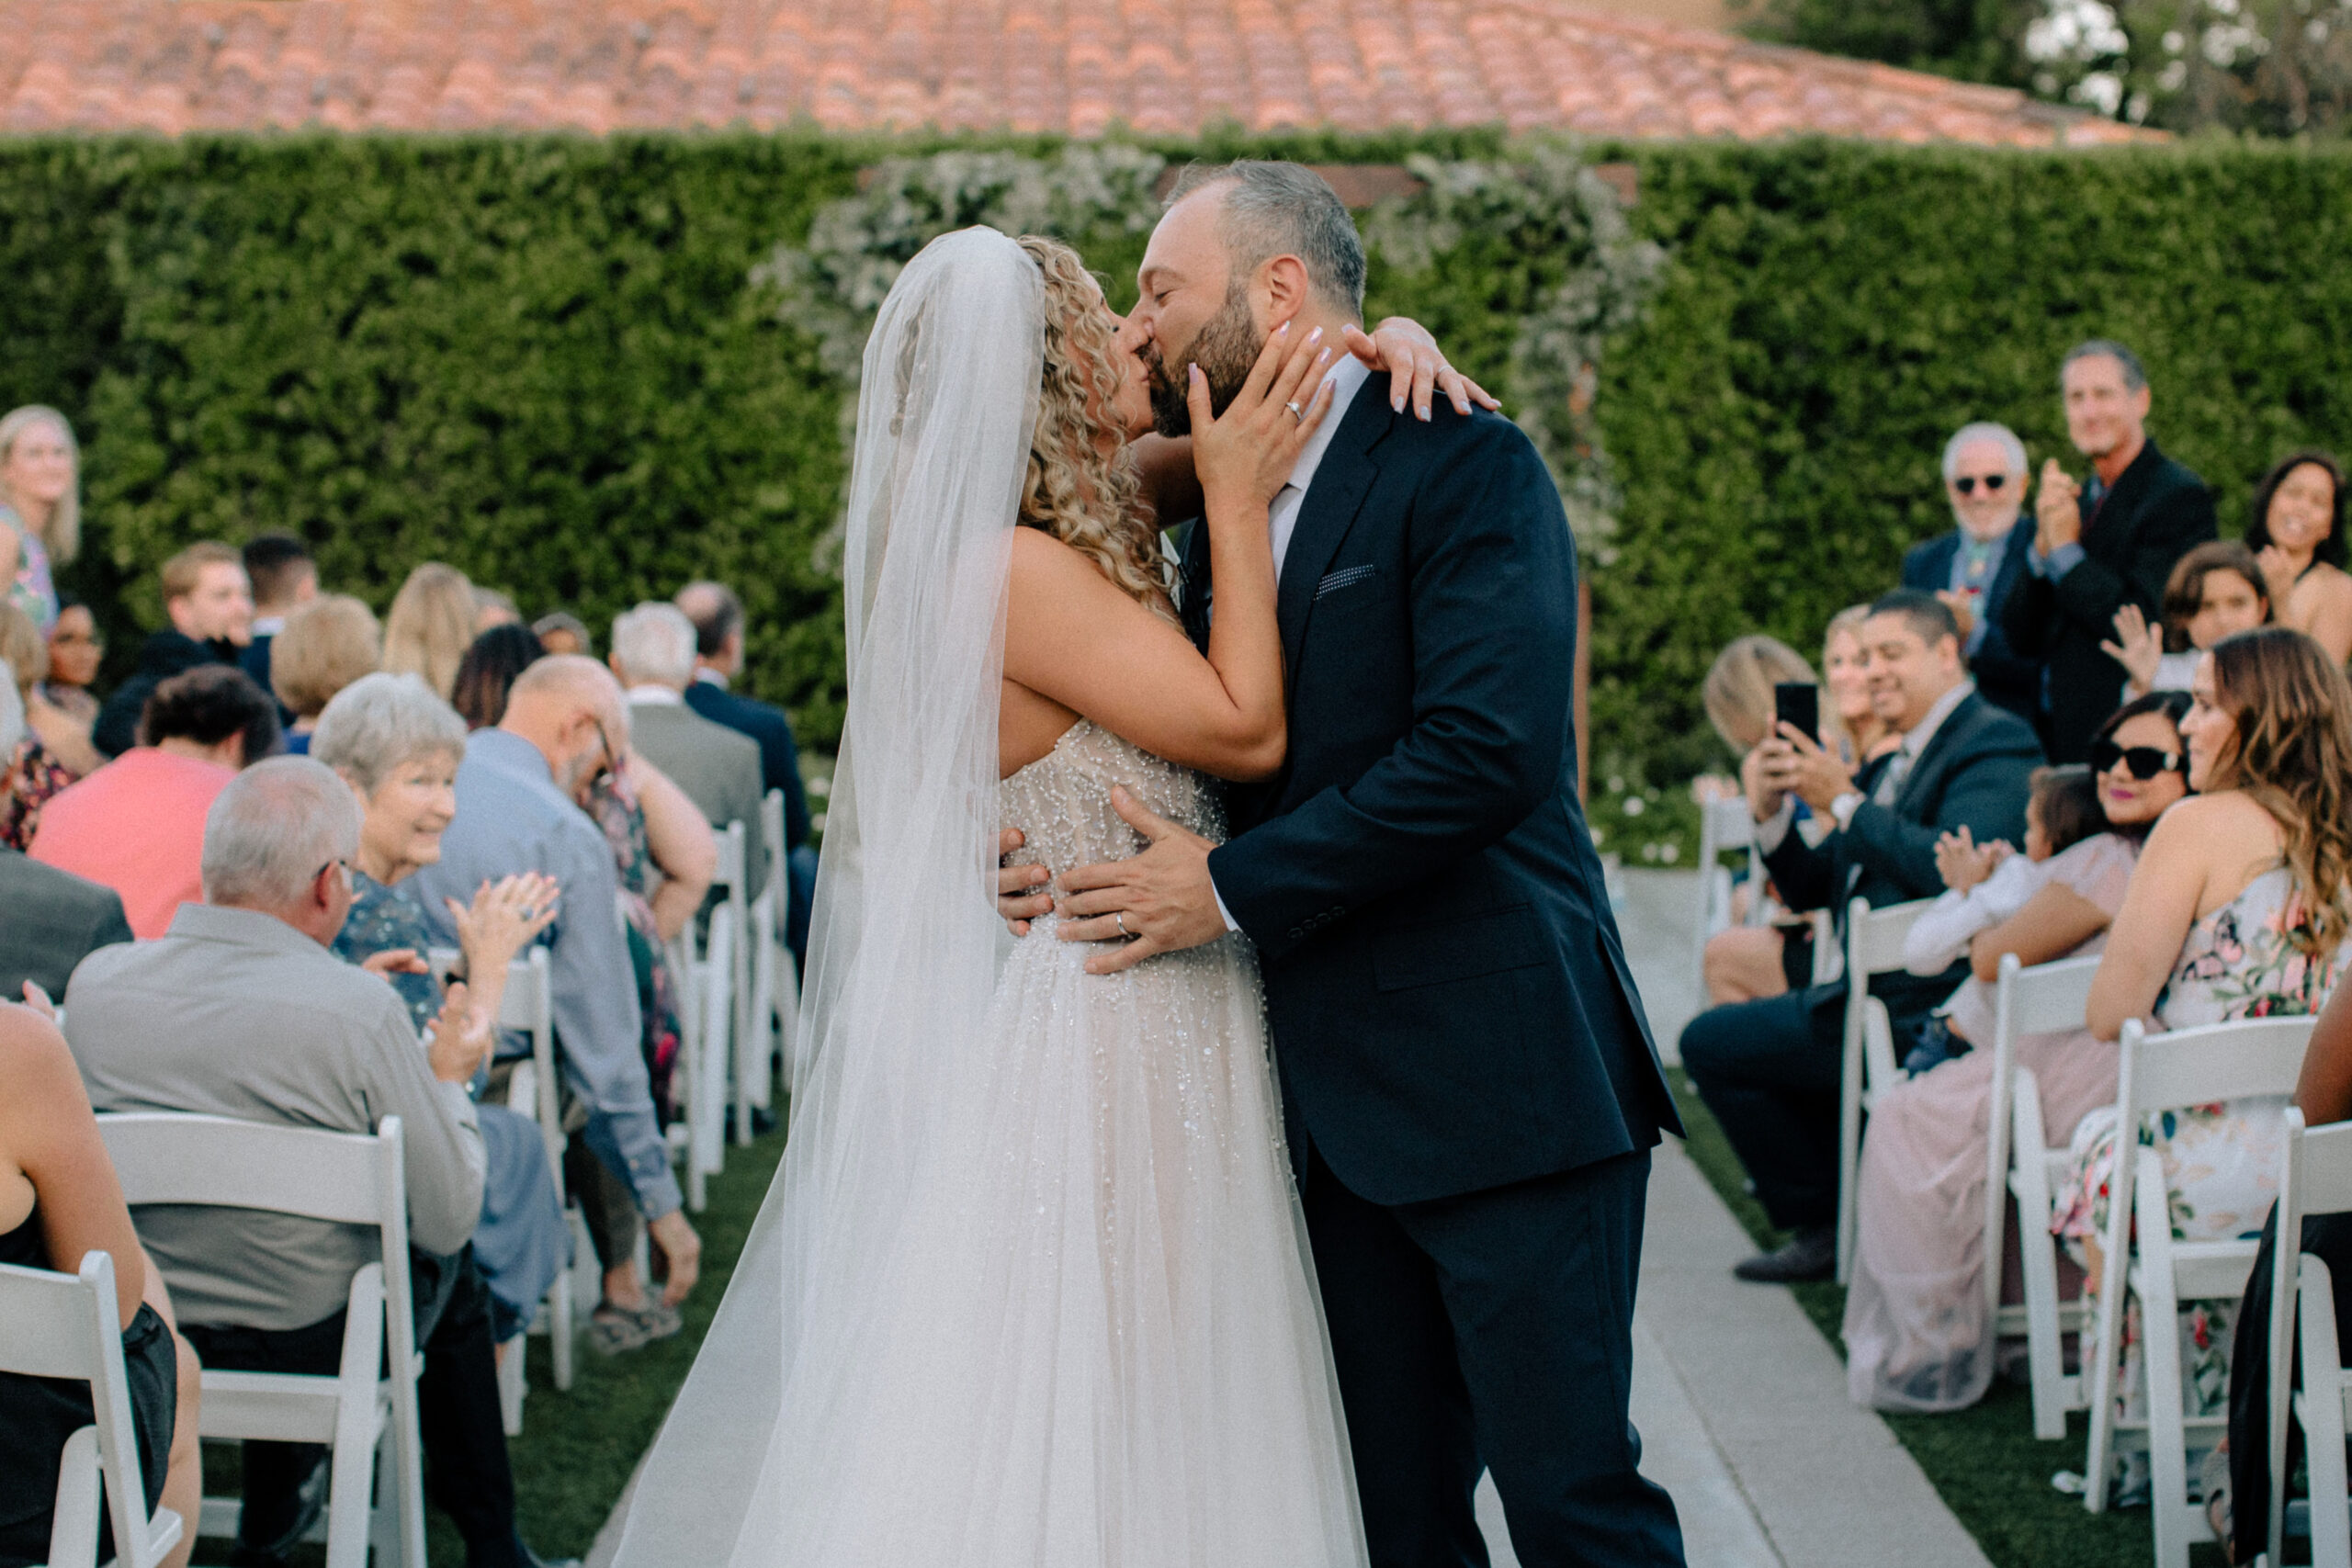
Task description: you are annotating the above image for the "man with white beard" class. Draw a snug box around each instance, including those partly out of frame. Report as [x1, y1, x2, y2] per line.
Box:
[1901, 420, 2041, 725]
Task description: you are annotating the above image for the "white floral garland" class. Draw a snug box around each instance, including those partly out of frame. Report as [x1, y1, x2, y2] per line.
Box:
[757, 141, 1664, 556]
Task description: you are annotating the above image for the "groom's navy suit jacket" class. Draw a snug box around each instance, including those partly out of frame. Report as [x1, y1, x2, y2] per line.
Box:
[1180, 386, 1680, 1209]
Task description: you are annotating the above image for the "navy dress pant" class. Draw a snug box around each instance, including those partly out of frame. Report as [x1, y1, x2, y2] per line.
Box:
[1301, 1141, 1685, 1568]
[1678, 983, 1845, 1233]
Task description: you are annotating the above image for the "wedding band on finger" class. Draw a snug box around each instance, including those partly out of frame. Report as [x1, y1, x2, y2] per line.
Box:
[1114, 910, 1132, 938]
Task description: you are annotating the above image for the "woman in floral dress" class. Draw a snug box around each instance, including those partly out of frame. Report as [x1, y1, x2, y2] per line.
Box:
[2055, 627, 2352, 1494]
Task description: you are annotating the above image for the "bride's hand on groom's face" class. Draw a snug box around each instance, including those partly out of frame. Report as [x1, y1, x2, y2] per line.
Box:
[997, 828, 1055, 936]
[1192, 321, 1338, 514]
[1057, 787, 1227, 976]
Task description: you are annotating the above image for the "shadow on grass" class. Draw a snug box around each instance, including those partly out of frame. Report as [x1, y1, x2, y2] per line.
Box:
[1666, 1069, 2219, 1568]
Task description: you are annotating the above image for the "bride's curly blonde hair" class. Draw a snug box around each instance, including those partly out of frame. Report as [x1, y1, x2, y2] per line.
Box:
[1014, 235, 1169, 615]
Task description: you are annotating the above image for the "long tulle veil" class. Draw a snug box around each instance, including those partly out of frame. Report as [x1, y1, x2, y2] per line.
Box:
[611, 227, 1044, 1565]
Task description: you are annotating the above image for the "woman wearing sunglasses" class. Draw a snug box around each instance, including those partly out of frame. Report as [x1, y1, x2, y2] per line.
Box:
[2054, 628, 2352, 1502]
[2107, 539, 2275, 704]
[1843, 691, 2190, 1413]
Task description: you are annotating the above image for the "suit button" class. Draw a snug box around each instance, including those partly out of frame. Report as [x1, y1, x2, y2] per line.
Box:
[1288, 927, 1304, 940]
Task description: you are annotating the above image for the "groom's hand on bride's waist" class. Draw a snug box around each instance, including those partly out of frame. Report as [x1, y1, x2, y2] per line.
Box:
[1057, 786, 1226, 976]
[996, 828, 1055, 935]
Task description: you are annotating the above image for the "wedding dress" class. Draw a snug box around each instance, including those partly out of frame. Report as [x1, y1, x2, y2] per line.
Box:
[612, 227, 1365, 1567]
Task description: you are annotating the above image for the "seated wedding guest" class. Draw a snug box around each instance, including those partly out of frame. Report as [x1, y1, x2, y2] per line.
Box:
[94, 542, 254, 758]
[0, 847, 130, 1004]
[1825, 604, 1898, 767]
[2004, 341, 2218, 763]
[409, 657, 701, 1355]
[532, 612, 591, 660]
[1695, 634, 1818, 1008]
[65, 757, 572, 1568]
[2052, 628, 2352, 1495]
[2223, 975, 2352, 1559]
[271, 593, 381, 753]
[450, 625, 547, 730]
[40, 595, 103, 728]
[2105, 540, 2273, 703]
[1903, 421, 2042, 723]
[383, 563, 477, 701]
[1680, 590, 2042, 1282]
[311, 675, 568, 1352]
[2246, 451, 2352, 666]
[32, 667, 280, 939]
[1842, 694, 2189, 1413]
[611, 603, 764, 900]
[237, 533, 316, 699]
[0, 405, 79, 632]
[675, 580, 817, 961]
[0, 1001, 199, 1568]
[472, 587, 520, 633]
[1, 603, 89, 850]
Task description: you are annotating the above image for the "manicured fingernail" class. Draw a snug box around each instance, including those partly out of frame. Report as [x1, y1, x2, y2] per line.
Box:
[1393, 394, 1406, 411]
[1317, 347, 1331, 365]
[1278, 321, 1291, 334]
[1307, 326, 1323, 343]
[1189, 363, 1201, 381]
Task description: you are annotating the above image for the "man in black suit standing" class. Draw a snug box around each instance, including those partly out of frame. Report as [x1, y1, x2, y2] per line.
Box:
[2001, 340, 2217, 762]
[1679, 591, 2041, 1282]
[1901, 421, 2041, 725]
[673, 580, 816, 965]
[1035, 162, 1685, 1567]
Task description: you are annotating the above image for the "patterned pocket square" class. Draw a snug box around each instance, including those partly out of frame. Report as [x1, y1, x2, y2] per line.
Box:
[1315, 565, 1377, 600]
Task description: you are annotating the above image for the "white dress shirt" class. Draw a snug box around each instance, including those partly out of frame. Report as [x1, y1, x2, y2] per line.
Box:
[624, 683, 685, 706]
[1209, 351, 1373, 933]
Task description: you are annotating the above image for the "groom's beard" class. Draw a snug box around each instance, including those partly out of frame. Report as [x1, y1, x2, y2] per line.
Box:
[1147, 285, 1262, 438]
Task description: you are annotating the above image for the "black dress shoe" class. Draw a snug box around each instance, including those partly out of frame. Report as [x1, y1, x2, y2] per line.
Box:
[1732, 1224, 1836, 1283]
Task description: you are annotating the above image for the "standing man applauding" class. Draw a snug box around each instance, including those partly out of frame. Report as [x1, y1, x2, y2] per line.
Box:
[2002, 341, 2216, 762]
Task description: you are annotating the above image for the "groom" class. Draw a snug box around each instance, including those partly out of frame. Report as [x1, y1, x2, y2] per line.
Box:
[1009, 162, 1686, 1566]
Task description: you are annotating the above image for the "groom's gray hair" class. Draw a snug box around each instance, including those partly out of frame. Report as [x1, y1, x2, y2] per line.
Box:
[1167, 160, 1366, 319]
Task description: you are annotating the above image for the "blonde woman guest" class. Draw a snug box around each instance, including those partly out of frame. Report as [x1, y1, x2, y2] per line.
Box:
[1825, 604, 1897, 766]
[2246, 452, 2352, 666]
[1697, 634, 1820, 1005]
[382, 563, 476, 699]
[2054, 628, 2352, 1458]
[271, 594, 382, 753]
[0, 406, 80, 632]
[1843, 694, 2189, 1413]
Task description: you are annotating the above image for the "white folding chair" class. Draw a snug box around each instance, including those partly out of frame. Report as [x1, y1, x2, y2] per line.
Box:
[690, 885, 739, 1184]
[1985, 952, 2104, 1438]
[99, 1111, 426, 1568]
[1691, 796, 1768, 1005]
[743, 787, 799, 1120]
[0, 1249, 186, 1568]
[661, 927, 706, 1214]
[2265, 1109, 2352, 1568]
[2083, 1016, 2315, 1568]
[1835, 896, 1935, 1283]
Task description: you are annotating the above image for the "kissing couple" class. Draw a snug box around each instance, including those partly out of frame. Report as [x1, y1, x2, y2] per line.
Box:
[616, 161, 1686, 1568]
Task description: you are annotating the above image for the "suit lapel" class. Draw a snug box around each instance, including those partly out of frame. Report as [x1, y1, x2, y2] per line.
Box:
[1892, 693, 1983, 817]
[1276, 386, 1392, 680]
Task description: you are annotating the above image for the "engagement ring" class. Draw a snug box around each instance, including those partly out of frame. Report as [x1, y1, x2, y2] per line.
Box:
[1284, 400, 1304, 421]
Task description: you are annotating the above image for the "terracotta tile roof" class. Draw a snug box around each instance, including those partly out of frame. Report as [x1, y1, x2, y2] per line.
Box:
[0, 0, 2163, 147]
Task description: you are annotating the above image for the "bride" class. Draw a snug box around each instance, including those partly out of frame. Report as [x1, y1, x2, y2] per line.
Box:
[615, 225, 1449, 1564]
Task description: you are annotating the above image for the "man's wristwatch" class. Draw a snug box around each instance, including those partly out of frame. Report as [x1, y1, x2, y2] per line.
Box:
[1830, 791, 1866, 831]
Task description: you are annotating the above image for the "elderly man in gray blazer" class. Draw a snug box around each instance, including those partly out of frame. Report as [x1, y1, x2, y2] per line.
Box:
[609, 602, 765, 900]
[65, 758, 572, 1568]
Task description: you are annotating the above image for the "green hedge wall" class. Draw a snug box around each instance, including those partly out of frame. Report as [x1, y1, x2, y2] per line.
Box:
[9, 132, 2352, 777]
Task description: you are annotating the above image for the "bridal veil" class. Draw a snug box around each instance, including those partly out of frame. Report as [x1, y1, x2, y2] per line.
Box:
[611, 227, 1041, 1565]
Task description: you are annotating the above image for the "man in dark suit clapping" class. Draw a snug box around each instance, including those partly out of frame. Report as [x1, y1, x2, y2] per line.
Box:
[1680, 591, 2041, 1282]
[1901, 421, 2041, 725]
[2001, 341, 2217, 762]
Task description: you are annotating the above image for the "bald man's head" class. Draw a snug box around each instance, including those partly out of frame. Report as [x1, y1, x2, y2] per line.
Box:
[501, 654, 627, 796]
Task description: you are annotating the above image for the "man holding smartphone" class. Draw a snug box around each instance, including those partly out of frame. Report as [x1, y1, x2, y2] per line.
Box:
[1679, 590, 2042, 1283]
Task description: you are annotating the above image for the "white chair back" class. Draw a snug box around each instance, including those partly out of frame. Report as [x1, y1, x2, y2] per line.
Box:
[1835, 896, 1934, 1282]
[2267, 1109, 2352, 1567]
[2084, 1016, 2315, 1567]
[100, 1111, 426, 1568]
[0, 1250, 185, 1568]
[1985, 952, 2102, 1439]
[1691, 797, 1766, 1006]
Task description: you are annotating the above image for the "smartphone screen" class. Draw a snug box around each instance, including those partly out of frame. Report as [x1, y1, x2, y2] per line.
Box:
[1773, 682, 1820, 747]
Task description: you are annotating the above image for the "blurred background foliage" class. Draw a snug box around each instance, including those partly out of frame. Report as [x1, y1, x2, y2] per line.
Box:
[7, 132, 2352, 833]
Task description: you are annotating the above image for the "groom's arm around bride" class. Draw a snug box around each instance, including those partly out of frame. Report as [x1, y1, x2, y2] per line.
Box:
[1054, 161, 1688, 1566]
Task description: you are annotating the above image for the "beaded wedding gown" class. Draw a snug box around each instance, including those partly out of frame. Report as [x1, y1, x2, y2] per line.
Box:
[613, 228, 1364, 1567]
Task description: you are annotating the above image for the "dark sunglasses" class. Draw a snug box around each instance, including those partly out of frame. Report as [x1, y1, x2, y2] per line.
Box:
[2090, 740, 2185, 780]
[1951, 474, 2007, 495]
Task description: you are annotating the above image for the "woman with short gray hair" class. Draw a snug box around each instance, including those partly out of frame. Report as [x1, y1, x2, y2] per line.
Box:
[311, 672, 570, 1347]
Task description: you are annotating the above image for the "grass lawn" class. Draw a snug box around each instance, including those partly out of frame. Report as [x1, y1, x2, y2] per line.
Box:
[196, 1108, 790, 1567]
[1667, 1066, 2226, 1567]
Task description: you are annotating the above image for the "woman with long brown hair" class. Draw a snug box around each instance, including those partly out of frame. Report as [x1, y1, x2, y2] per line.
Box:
[2053, 626, 2352, 1491]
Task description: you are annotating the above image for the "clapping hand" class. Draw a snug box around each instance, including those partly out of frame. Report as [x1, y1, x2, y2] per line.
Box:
[1935, 589, 1977, 641]
[447, 873, 560, 978]
[17, 981, 55, 1021]
[424, 980, 487, 1085]
[2035, 458, 2083, 553]
[2100, 604, 2165, 697]
[2257, 543, 2302, 607]
[1934, 826, 2012, 894]
[1346, 319, 1501, 423]
[360, 948, 429, 981]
